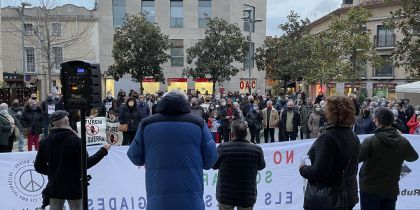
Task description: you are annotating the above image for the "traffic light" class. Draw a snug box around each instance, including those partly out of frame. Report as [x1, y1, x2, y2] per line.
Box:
[60, 61, 102, 109]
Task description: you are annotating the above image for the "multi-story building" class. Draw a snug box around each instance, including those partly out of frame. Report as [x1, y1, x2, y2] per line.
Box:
[98, 0, 267, 95]
[1, 4, 99, 99]
[307, 0, 406, 100]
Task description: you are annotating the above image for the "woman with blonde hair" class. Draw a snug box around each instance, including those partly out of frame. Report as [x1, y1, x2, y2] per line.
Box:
[300, 96, 361, 210]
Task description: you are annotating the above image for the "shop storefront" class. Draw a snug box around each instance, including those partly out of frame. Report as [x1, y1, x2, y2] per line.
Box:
[105, 78, 115, 96]
[345, 83, 367, 98]
[142, 78, 160, 94]
[194, 78, 213, 94]
[167, 78, 187, 92]
[327, 83, 336, 96]
[373, 83, 397, 99]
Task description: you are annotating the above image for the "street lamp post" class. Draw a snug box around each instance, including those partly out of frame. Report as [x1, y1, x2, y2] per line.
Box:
[19, 2, 31, 87]
[242, 8, 262, 94]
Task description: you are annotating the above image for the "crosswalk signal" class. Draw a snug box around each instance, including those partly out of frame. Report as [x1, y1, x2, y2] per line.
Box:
[60, 61, 102, 109]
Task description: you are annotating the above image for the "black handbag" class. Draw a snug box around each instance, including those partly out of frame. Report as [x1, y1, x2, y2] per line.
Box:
[303, 145, 350, 210]
[303, 174, 348, 210]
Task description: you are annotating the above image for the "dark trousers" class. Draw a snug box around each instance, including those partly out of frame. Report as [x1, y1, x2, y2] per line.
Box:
[284, 131, 297, 141]
[360, 191, 396, 210]
[222, 127, 231, 142]
[122, 131, 137, 145]
[263, 128, 275, 143]
[249, 127, 260, 144]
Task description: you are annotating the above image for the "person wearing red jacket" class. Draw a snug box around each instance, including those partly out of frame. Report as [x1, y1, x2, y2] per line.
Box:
[407, 113, 420, 134]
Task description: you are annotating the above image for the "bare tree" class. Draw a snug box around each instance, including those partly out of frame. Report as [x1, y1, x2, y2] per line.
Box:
[3, 0, 91, 95]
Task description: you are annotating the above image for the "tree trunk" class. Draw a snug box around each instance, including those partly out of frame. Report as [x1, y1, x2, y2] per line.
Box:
[140, 81, 144, 94]
[283, 77, 288, 93]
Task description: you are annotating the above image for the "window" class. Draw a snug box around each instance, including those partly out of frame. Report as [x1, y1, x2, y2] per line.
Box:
[24, 23, 33, 36]
[170, 0, 183, 28]
[142, 0, 155, 23]
[53, 47, 63, 69]
[243, 5, 255, 32]
[198, 0, 211, 28]
[343, 0, 353, 4]
[244, 42, 255, 68]
[171, 39, 184, 66]
[377, 25, 394, 47]
[374, 56, 394, 77]
[113, 0, 126, 27]
[25, 47, 35, 73]
[52, 23, 61, 36]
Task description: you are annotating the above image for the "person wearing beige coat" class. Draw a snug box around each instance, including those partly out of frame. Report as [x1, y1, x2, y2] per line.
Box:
[262, 101, 279, 143]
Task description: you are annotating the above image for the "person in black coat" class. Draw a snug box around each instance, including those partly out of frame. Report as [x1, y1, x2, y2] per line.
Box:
[119, 97, 142, 145]
[245, 104, 263, 144]
[34, 111, 109, 210]
[280, 101, 300, 141]
[21, 100, 43, 151]
[213, 120, 266, 209]
[300, 96, 361, 210]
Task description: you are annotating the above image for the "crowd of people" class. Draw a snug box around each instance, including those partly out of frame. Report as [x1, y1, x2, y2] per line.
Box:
[6, 88, 413, 210]
[2, 88, 420, 153]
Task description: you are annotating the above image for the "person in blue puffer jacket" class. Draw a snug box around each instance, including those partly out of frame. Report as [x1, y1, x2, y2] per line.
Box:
[127, 89, 218, 210]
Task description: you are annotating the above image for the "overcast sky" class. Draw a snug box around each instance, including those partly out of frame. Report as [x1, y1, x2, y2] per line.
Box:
[2, 0, 342, 36]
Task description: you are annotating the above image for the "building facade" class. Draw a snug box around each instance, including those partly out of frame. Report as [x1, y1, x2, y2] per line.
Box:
[307, 0, 407, 101]
[1, 4, 99, 99]
[98, 0, 267, 96]
[0, 7, 3, 83]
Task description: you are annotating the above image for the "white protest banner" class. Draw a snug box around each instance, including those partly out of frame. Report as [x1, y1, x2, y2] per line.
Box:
[1, 135, 419, 210]
[77, 117, 107, 146]
[106, 122, 124, 146]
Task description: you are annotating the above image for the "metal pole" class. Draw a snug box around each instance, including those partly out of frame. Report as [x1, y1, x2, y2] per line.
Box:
[80, 108, 88, 210]
[19, 5, 27, 87]
[248, 12, 252, 94]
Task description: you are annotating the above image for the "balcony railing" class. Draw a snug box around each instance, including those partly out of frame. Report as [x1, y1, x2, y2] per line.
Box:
[374, 34, 395, 48]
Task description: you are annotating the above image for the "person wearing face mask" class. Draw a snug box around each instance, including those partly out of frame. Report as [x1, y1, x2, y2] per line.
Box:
[137, 94, 151, 120]
[21, 100, 43, 151]
[354, 108, 376, 135]
[41, 94, 61, 137]
[242, 96, 255, 118]
[200, 96, 212, 114]
[280, 101, 300, 141]
[219, 99, 240, 142]
[119, 97, 142, 145]
[246, 103, 263, 144]
[0, 103, 14, 153]
[262, 101, 279, 143]
[307, 104, 323, 139]
[207, 110, 221, 143]
[117, 91, 127, 107]
[8, 100, 25, 152]
[103, 91, 117, 112]
[190, 97, 207, 120]
[300, 99, 313, 140]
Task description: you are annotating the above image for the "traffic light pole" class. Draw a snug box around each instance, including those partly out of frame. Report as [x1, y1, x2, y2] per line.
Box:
[80, 108, 88, 210]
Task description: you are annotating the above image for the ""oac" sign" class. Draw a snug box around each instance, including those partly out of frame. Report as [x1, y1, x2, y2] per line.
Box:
[239, 79, 257, 93]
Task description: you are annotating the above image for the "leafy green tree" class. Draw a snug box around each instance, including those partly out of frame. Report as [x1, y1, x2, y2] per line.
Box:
[306, 7, 383, 92]
[256, 12, 311, 92]
[386, 0, 420, 79]
[107, 13, 170, 93]
[184, 17, 246, 94]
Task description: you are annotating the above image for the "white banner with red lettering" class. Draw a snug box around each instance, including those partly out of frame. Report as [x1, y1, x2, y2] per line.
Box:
[0, 135, 419, 210]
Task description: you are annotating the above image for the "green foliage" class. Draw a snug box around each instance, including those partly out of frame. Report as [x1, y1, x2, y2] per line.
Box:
[386, 0, 420, 79]
[183, 17, 246, 94]
[306, 7, 383, 84]
[256, 11, 311, 91]
[107, 13, 170, 92]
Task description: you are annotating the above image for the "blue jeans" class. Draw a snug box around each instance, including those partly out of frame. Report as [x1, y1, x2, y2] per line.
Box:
[18, 134, 25, 152]
[360, 191, 396, 210]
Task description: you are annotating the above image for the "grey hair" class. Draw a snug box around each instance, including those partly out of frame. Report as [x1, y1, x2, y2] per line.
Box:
[231, 120, 248, 139]
[164, 89, 188, 100]
[52, 117, 69, 128]
[266, 100, 273, 105]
